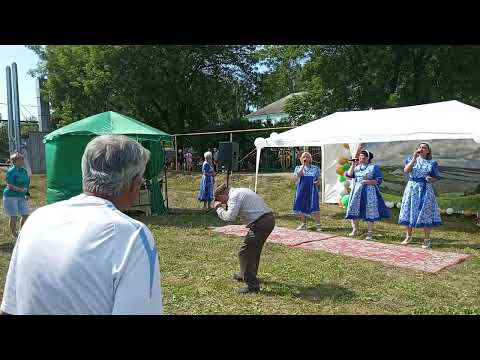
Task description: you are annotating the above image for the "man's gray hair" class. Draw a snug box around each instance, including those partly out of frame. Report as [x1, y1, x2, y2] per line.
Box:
[82, 135, 150, 198]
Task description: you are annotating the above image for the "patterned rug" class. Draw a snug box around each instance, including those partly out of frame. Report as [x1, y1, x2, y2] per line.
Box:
[212, 225, 471, 273]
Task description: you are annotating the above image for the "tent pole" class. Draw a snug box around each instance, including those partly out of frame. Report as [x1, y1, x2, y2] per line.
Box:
[174, 135, 178, 172]
[254, 147, 261, 193]
[321, 145, 325, 205]
[321, 144, 327, 218]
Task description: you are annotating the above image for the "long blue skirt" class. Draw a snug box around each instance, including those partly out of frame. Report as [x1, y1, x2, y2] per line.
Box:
[398, 180, 441, 228]
[345, 182, 390, 222]
[293, 176, 320, 216]
[198, 175, 214, 202]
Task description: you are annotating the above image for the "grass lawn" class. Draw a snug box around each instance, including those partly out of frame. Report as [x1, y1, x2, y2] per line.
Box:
[1, 172, 480, 314]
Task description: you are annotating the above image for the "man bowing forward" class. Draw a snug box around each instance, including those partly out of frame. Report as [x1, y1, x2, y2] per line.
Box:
[214, 184, 275, 294]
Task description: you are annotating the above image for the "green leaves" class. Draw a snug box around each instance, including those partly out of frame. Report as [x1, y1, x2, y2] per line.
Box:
[27, 45, 257, 134]
[277, 45, 480, 123]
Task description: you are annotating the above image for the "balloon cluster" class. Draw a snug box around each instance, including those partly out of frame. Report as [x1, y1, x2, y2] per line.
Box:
[384, 204, 476, 217]
[384, 202, 402, 209]
[337, 144, 352, 209]
[439, 208, 475, 216]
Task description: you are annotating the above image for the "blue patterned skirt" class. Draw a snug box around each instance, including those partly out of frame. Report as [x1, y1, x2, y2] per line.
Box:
[198, 175, 214, 202]
[398, 179, 441, 228]
[345, 182, 390, 222]
[293, 176, 320, 216]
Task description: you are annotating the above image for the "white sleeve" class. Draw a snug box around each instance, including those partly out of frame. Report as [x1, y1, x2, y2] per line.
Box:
[112, 226, 163, 315]
[1, 242, 19, 315]
[216, 192, 241, 222]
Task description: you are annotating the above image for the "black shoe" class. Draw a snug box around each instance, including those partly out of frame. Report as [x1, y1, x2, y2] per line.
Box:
[233, 273, 244, 282]
[238, 286, 260, 294]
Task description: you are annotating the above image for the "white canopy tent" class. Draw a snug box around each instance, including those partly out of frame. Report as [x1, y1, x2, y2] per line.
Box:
[253, 100, 480, 202]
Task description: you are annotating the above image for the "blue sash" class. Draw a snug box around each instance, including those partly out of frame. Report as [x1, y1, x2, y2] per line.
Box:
[409, 177, 428, 213]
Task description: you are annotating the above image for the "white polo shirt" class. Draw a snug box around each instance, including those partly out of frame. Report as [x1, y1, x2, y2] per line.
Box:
[1, 194, 162, 315]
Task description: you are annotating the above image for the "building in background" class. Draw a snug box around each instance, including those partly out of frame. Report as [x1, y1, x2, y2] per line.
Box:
[247, 92, 305, 125]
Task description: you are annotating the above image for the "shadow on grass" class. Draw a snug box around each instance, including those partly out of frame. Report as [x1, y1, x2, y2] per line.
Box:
[260, 280, 356, 303]
[0, 242, 15, 254]
[131, 209, 226, 229]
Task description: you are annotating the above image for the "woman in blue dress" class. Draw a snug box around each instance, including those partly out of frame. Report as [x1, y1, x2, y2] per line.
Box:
[398, 142, 441, 249]
[198, 151, 216, 210]
[345, 150, 390, 240]
[293, 152, 321, 231]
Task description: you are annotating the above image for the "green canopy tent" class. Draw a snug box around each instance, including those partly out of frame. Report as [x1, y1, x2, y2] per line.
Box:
[43, 111, 172, 214]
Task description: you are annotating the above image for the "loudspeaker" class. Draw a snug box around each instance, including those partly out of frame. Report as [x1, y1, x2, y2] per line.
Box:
[218, 142, 239, 171]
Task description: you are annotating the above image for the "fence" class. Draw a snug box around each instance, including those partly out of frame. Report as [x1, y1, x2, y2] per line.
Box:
[26, 132, 48, 174]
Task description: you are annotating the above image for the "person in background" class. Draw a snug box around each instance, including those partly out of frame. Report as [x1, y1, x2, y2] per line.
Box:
[1, 135, 162, 315]
[177, 149, 184, 171]
[344, 150, 390, 240]
[214, 183, 275, 294]
[398, 142, 441, 249]
[3, 153, 30, 241]
[213, 147, 220, 173]
[185, 150, 193, 173]
[296, 148, 302, 166]
[293, 152, 322, 231]
[198, 151, 216, 210]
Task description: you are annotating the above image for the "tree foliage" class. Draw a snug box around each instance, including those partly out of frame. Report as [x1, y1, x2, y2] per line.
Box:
[27, 45, 258, 140]
[283, 45, 480, 124]
[252, 45, 309, 108]
[27, 44, 480, 140]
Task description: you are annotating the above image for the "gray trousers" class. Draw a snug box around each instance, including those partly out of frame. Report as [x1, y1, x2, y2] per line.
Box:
[239, 213, 275, 289]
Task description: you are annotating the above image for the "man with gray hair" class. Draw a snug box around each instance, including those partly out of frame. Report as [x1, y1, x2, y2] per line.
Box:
[1, 135, 162, 315]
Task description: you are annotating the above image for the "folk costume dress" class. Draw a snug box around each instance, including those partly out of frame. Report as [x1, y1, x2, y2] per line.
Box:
[398, 157, 442, 228]
[293, 165, 320, 216]
[198, 161, 215, 202]
[345, 163, 390, 222]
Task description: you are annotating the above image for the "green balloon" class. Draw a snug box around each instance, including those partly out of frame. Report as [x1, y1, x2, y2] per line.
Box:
[339, 175, 346, 182]
[341, 194, 350, 208]
[343, 163, 351, 171]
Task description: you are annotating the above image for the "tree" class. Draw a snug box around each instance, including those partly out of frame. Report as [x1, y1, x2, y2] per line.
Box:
[252, 45, 309, 108]
[26, 45, 258, 139]
[284, 45, 480, 124]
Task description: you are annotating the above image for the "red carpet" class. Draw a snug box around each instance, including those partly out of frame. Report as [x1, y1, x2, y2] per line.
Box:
[212, 225, 470, 273]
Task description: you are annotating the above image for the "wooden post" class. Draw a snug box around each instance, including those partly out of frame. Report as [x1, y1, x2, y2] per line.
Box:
[174, 135, 178, 171]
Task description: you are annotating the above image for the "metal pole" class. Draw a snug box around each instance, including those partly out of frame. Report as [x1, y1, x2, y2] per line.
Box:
[5, 66, 15, 153]
[321, 145, 325, 205]
[11, 63, 21, 153]
[36, 77, 51, 132]
[230, 132, 233, 142]
[174, 135, 178, 172]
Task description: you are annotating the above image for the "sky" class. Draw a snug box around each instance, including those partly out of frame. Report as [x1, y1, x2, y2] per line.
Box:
[0, 45, 40, 121]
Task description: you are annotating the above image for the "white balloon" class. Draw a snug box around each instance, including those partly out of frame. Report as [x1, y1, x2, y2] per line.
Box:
[343, 180, 351, 188]
[473, 132, 480, 144]
[254, 137, 266, 148]
[270, 132, 280, 141]
[396, 202, 402, 209]
[334, 182, 345, 193]
[385, 201, 393, 208]
[446, 208, 454, 215]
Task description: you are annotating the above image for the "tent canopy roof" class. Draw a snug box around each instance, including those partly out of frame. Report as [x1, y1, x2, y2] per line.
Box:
[44, 111, 172, 143]
[257, 100, 480, 148]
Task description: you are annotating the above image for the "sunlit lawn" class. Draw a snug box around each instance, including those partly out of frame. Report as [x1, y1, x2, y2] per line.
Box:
[1, 172, 479, 314]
